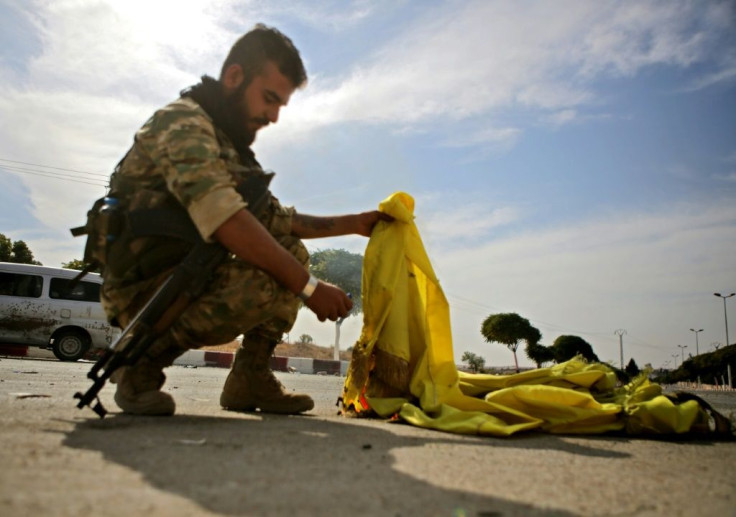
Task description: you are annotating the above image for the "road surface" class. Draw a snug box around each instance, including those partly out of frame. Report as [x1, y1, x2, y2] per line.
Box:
[1, 356, 734, 516]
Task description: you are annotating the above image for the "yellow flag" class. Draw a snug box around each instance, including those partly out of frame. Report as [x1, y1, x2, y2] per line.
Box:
[341, 192, 728, 438]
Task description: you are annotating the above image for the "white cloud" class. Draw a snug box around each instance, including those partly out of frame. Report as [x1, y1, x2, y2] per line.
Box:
[416, 199, 521, 245]
[70, 2, 238, 91]
[246, 0, 384, 32]
[283, 0, 734, 134]
[0, 85, 157, 234]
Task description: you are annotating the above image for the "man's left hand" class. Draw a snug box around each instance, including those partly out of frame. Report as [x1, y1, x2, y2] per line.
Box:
[354, 211, 393, 237]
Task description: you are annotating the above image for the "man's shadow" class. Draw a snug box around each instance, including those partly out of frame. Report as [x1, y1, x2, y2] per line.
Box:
[60, 412, 630, 516]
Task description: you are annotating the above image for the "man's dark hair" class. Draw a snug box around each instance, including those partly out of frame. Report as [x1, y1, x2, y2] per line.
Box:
[220, 24, 307, 88]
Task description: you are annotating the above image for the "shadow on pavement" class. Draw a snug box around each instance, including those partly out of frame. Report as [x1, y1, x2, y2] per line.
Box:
[60, 412, 590, 517]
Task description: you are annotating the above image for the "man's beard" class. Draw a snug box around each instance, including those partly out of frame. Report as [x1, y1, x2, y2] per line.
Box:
[222, 83, 268, 148]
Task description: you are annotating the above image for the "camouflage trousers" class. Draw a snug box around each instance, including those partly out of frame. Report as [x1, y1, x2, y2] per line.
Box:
[112, 233, 308, 364]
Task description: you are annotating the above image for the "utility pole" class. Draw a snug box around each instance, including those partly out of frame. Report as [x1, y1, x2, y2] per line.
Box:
[614, 329, 626, 370]
[333, 319, 343, 361]
[677, 344, 688, 363]
[689, 328, 703, 356]
[714, 293, 734, 347]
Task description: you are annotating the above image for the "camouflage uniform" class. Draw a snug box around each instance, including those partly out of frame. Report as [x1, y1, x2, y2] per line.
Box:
[102, 96, 308, 361]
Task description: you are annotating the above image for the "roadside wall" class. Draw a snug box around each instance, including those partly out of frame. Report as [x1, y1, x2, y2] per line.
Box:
[174, 350, 350, 376]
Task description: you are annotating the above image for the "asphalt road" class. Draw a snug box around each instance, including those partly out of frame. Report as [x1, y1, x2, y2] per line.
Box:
[1, 356, 735, 517]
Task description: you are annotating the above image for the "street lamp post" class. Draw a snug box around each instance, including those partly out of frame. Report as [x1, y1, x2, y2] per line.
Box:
[672, 354, 679, 369]
[677, 344, 688, 363]
[714, 293, 735, 347]
[689, 328, 703, 356]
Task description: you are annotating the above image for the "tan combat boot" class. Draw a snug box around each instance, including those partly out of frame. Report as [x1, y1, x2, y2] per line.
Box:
[111, 358, 176, 416]
[220, 338, 314, 414]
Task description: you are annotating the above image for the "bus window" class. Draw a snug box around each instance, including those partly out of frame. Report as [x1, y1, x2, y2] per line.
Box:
[49, 277, 101, 302]
[0, 272, 43, 298]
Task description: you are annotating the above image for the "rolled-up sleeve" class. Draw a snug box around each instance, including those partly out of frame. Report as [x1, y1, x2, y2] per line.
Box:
[188, 185, 246, 241]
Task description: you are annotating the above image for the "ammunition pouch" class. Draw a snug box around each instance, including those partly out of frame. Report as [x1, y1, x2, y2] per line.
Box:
[71, 196, 124, 270]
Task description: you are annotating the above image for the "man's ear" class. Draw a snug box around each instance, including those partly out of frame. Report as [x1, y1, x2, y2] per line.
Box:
[222, 64, 245, 92]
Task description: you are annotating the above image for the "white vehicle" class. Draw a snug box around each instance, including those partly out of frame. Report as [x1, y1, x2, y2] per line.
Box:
[0, 262, 119, 361]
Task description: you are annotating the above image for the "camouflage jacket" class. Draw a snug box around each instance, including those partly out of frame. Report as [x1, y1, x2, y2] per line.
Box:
[101, 95, 294, 323]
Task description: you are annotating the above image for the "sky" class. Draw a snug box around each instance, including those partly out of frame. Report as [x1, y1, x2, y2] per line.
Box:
[1, 0, 734, 370]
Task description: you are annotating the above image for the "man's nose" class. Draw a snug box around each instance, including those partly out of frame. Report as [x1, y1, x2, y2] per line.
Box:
[267, 106, 280, 124]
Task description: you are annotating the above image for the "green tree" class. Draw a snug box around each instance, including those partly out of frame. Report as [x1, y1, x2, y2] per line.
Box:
[0, 234, 10, 261]
[309, 248, 364, 360]
[625, 358, 640, 377]
[551, 335, 599, 363]
[525, 341, 555, 368]
[661, 344, 736, 386]
[61, 258, 101, 273]
[0, 233, 42, 265]
[62, 259, 84, 271]
[298, 334, 313, 345]
[461, 351, 486, 373]
[481, 313, 541, 373]
[309, 248, 363, 313]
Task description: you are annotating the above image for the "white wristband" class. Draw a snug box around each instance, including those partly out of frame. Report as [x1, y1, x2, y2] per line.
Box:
[298, 275, 319, 301]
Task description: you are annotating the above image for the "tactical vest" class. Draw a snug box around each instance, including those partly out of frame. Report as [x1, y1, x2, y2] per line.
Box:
[72, 148, 273, 287]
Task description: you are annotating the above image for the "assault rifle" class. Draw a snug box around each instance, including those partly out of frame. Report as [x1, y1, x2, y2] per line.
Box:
[73, 241, 226, 417]
[73, 173, 273, 418]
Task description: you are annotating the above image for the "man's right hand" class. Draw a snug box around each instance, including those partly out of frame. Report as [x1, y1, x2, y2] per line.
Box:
[305, 281, 353, 322]
[215, 209, 354, 322]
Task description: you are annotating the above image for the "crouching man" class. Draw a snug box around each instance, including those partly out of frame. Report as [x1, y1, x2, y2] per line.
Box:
[100, 24, 388, 416]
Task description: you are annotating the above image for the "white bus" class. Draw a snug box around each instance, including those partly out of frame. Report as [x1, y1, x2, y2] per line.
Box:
[0, 262, 119, 361]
